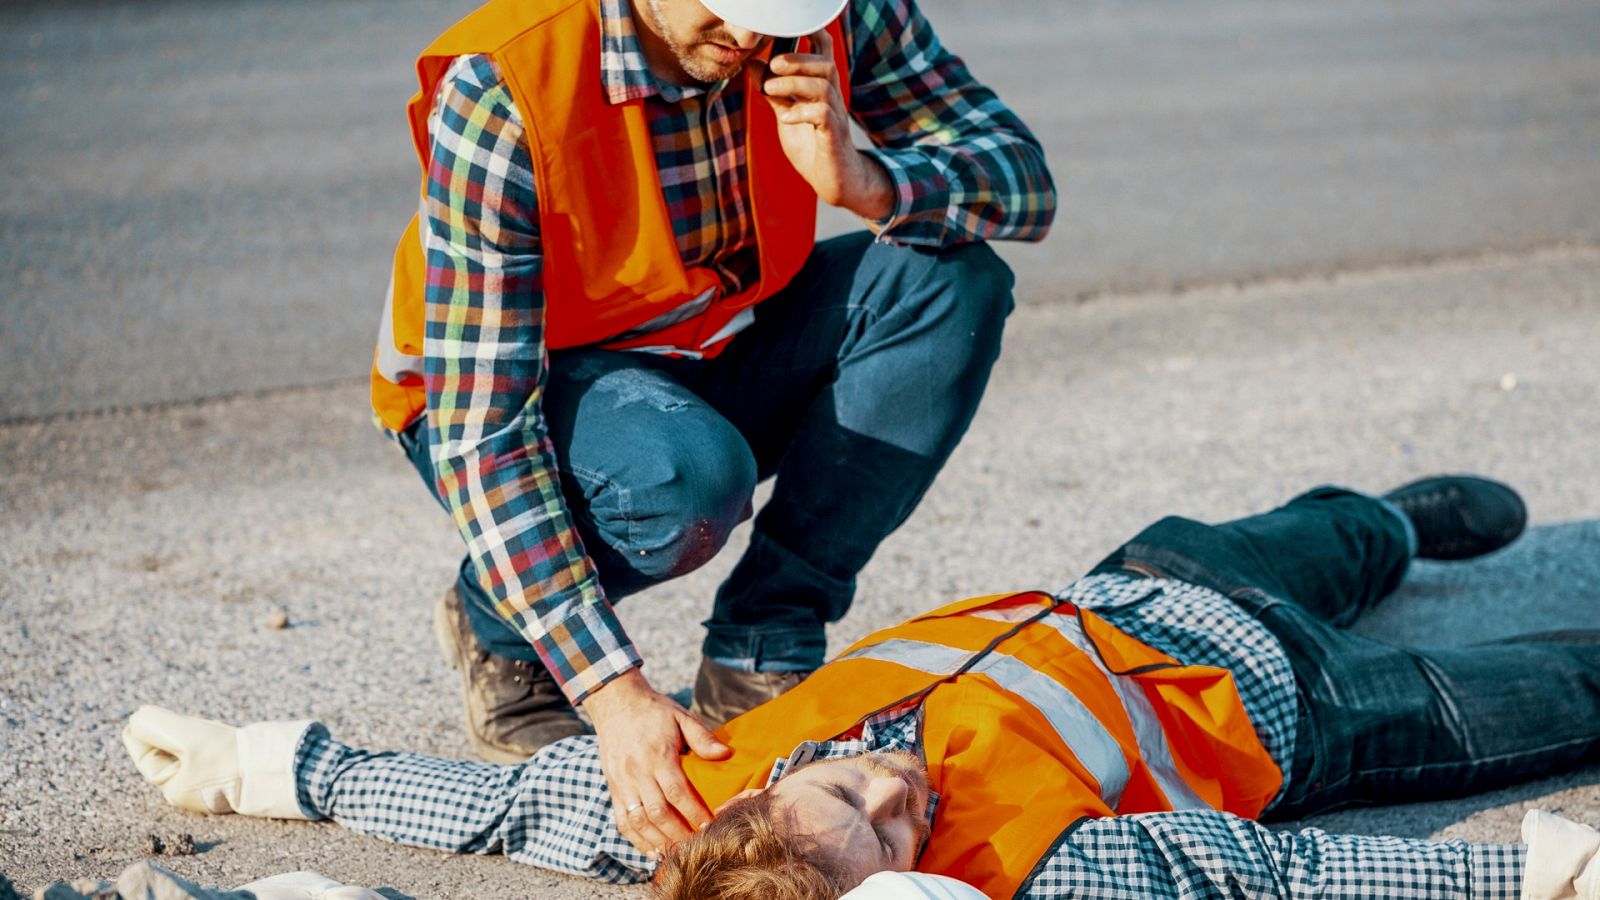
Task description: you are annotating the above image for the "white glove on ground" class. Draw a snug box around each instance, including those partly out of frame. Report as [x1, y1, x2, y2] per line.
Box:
[30, 864, 385, 900]
[1523, 809, 1600, 900]
[840, 871, 992, 900]
[234, 872, 386, 900]
[122, 705, 313, 820]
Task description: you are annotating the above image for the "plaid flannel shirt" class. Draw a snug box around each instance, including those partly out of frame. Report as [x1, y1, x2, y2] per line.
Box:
[293, 573, 1525, 896]
[411, 0, 1055, 703]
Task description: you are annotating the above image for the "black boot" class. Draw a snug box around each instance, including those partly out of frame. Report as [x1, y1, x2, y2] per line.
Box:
[1382, 475, 1527, 560]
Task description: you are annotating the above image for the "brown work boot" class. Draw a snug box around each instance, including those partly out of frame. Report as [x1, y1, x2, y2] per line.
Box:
[433, 587, 589, 763]
[690, 656, 811, 729]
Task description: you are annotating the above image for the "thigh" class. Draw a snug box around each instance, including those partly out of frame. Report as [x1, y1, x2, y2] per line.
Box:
[695, 231, 1013, 474]
[1090, 487, 1410, 627]
[692, 233, 876, 474]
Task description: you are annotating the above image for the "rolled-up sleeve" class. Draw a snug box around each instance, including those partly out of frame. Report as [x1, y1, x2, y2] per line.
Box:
[845, 0, 1057, 246]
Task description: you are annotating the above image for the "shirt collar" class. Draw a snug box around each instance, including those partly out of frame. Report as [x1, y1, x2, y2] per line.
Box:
[601, 0, 728, 104]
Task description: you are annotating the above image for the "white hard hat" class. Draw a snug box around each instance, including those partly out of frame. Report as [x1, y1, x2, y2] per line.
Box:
[838, 872, 991, 900]
[699, 0, 851, 37]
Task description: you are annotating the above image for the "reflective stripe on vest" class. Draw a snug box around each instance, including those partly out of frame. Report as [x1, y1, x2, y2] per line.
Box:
[374, 208, 427, 386]
[681, 590, 1285, 899]
[842, 637, 1132, 809]
[369, 0, 850, 431]
[1043, 611, 1210, 810]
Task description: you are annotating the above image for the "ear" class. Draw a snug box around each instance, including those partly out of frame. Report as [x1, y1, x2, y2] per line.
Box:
[712, 788, 764, 816]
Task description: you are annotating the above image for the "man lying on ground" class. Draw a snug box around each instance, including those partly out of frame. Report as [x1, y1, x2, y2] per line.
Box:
[124, 476, 1600, 899]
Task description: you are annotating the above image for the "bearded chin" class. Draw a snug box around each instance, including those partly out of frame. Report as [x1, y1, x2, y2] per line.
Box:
[677, 51, 735, 83]
[647, 0, 740, 83]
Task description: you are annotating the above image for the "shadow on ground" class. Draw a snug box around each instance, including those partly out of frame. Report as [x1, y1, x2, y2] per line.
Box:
[1354, 519, 1600, 647]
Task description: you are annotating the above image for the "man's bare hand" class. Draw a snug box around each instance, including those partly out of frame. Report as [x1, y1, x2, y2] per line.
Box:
[755, 29, 895, 220]
[582, 668, 731, 857]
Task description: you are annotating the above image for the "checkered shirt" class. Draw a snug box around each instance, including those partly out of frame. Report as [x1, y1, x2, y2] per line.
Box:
[409, 0, 1056, 704]
[292, 573, 1525, 896]
[1061, 573, 1299, 787]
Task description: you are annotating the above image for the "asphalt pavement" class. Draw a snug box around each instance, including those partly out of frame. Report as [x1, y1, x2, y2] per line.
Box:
[2, 0, 1597, 419]
[2, 0, 1599, 896]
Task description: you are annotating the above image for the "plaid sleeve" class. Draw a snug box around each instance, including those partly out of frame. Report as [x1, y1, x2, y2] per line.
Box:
[1023, 811, 1525, 898]
[422, 54, 641, 704]
[294, 725, 652, 883]
[843, 0, 1056, 247]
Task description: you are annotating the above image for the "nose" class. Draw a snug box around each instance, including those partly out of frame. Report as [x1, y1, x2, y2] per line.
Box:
[723, 25, 761, 49]
[863, 773, 912, 824]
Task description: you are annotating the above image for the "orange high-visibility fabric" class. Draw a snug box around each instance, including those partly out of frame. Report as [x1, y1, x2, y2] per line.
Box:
[681, 591, 1284, 898]
[370, 0, 851, 431]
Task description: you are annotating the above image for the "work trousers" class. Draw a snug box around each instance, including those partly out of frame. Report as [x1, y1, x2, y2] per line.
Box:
[1092, 487, 1600, 818]
[405, 232, 1015, 673]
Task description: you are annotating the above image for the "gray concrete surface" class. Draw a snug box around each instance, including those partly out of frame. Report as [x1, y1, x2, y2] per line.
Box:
[3, 0, 1600, 895]
[2, 0, 1598, 419]
[3, 248, 1599, 895]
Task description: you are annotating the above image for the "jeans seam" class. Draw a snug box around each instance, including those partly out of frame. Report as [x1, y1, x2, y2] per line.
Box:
[567, 461, 634, 547]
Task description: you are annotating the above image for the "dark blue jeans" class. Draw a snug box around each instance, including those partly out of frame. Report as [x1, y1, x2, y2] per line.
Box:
[404, 232, 1014, 673]
[1091, 487, 1600, 817]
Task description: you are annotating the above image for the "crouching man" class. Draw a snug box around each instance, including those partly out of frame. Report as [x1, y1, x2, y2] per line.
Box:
[125, 476, 1600, 898]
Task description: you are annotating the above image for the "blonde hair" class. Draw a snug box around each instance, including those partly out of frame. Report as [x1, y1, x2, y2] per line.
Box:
[650, 791, 852, 900]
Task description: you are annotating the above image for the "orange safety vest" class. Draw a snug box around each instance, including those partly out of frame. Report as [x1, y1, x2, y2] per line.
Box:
[683, 589, 1284, 898]
[370, 0, 850, 431]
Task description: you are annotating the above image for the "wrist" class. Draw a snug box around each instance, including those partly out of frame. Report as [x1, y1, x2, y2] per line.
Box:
[581, 665, 650, 713]
[844, 151, 896, 221]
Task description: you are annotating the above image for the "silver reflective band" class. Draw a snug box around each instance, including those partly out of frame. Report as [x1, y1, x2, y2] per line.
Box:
[611, 287, 718, 343]
[1044, 613, 1209, 810]
[375, 220, 427, 384]
[840, 638, 970, 675]
[844, 637, 1130, 808]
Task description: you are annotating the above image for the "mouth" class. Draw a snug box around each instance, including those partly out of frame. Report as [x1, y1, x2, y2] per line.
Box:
[701, 41, 748, 64]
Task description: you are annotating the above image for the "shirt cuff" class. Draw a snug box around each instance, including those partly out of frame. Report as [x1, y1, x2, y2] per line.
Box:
[525, 596, 645, 706]
[1469, 841, 1527, 900]
[291, 722, 336, 820]
[860, 147, 952, 246]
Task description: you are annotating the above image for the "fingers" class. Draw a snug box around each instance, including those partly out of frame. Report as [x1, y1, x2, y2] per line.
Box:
[121, 724, 180, 786]
[776, 103, 831, 127]
[766, 53, 836, 81]
[615, 781, 678, 857]
[123, 706, 193, 786]
[807, 26, 834, 58]
[676, 710, 731, 761]
[586, 672, 715, 857]
[656, 755, 713, 834]
[607, 739, 714, 856]
[123, 705, 191, 750]
[762, 73, 839, 129]
[763, 72, 835, 105]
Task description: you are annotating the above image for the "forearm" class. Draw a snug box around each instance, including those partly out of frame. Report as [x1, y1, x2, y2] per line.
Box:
[422, 53, 640, 704]
[848, 0, 1056, 246]
[1030, 810, 1523, 899]
[861, 137, 1055, 247]
[293, 726, 651, 883]
[426, 392, 640, 702]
